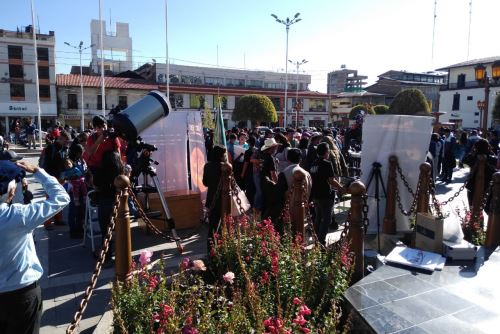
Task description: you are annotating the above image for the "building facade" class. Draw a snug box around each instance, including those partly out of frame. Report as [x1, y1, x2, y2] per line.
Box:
[0, 25, 57, 136]
[327, 66, 367, 94]
[57, 74, 331, 129]
[90, 20, 133, 74]
[365, 70, 446, 112]
[436, 57, 500, 129]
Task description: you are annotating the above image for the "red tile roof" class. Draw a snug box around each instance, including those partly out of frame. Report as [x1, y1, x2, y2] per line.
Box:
[56, 74, 159, 90]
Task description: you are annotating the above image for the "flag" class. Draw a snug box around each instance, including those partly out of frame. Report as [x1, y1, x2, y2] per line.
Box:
[213, 101, 227, 149]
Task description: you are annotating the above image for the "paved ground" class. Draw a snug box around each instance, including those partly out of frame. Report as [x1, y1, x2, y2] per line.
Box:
[9, 145, 473, 333]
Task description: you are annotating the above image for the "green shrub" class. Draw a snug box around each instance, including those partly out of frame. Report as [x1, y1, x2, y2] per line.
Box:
[373, 104, 389, 115]
[349, 104, 374, 119]
[232, 94, 277, 124]
[388, 89, 430, 115]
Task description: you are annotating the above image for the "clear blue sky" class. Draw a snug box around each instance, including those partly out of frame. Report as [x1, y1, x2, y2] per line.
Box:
[2, 0, 500, 92]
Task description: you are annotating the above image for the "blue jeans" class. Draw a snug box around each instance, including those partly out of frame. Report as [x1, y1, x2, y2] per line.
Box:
[313, 198, 334, 245]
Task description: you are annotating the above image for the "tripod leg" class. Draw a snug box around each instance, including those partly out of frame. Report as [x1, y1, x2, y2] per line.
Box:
[150, 175, 184, 253]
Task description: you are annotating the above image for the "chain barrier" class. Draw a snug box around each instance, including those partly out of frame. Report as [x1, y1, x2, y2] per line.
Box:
[469, 180, 493, 227]
[127, 189, 190, 249]
[395, 164, 421, 216]
[66, 193, 121, 334]
[229, 173, 247, 216]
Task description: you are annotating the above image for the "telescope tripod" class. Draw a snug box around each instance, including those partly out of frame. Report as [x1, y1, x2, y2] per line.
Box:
[366, 162, 387, 253]
[133, 150, 183, 253]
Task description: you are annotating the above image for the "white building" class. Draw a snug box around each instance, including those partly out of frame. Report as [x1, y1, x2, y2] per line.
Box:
[437, 57, 500, 129]
[0, 25, 57, 136]
[90, 20, 132, 74]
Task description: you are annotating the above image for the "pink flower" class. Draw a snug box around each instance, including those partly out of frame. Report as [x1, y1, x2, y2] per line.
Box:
[300, 327, 310, 333]
[180, 257, 190, 270]
[299, 305, 311, 316]
[293, 315, 307, 326]
[139, 249, 153, 267]
[192, 259, 206, 272]
[293, 297, 302, 305]
[223, 271, 235, 284]
[261, 271, 270, 284]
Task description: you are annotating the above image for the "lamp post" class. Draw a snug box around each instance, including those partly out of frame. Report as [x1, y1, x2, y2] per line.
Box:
[271, 12, 301, 127]
[475, 62, 500, 130]
[64, 41, 95, 132]
[288, 59, 307, 127]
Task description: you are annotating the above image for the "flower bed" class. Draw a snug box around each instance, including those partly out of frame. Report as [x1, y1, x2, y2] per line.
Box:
[112, 216, 354, 333]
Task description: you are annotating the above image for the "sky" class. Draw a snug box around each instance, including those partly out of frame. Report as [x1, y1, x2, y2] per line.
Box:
[2, 0, 500, 93]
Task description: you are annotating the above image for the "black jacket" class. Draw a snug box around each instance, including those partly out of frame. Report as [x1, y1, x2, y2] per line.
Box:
[203, 161, 223, 209]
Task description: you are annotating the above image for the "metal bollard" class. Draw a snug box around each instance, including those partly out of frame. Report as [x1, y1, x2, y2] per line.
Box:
[383, 155, 397, 234]
[114, 175, 132, 282]
[416, 162, 432, 214]
[485, 173, 500, 248]
[348, 180, 366, 283]
[290, 169, 306, 237]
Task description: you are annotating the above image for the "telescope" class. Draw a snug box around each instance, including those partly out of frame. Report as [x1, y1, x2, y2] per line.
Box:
[112, 90, 171, 142]
[109, 90, 183, 252]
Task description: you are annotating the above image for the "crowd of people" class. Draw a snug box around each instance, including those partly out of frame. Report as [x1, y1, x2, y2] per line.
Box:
[203, 126, 354, 246]
[427, 127, 500, 208]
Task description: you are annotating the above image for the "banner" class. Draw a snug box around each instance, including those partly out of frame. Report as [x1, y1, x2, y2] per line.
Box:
[139, 111, 190, 192]
[360, 115, 433, 233]
[188, 111, 207, 201]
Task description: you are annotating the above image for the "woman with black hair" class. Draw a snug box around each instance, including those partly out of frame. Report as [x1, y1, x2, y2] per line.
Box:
[203, 145, 226, 250]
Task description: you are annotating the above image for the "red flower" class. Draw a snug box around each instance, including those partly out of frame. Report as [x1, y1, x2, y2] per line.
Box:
[299, 305, 311, 316]
[300, 327, 311, 333]
[261, 271, 270, 284]
[293, 297, 302, 305]
[293, 315, 307, 326]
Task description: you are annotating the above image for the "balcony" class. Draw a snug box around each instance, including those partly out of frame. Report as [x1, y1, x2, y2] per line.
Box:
[443, 80, 499, 90]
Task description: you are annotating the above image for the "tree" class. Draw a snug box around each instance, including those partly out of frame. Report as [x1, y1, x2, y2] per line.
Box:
[232, 94, 277, 125]
[349, 103, 375, 119]
[202, 105, 215, 129]
[493, 93, 500, 124]
[373, 104, 389, 115]
[388, 89, 430, 115]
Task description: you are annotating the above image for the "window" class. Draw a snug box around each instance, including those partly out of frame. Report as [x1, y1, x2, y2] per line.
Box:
[457, 74, 466, 89]
[37, 47, 49, 61]
[8, 45, 23, 59]
[9, 64, 23, 78]
[452, 93, 460, 111]
[10, 84, 25, 98]
[68, 94, 78, 109]
[190, 94, 205, 109]
[97, 95, 107, 110]
[214, 96, 228, 109]
[475, 112, 480, 116]
[118, 95, 128, 108]
[39, 85, 50, 98]
[309, 99, 326, 112]
[269, 97, 281, 111]
[38, 66, 49, 79]
[467, 96, 473, 101]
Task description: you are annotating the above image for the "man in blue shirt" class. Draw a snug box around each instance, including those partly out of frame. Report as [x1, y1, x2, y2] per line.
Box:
[0, 160, 70, 334]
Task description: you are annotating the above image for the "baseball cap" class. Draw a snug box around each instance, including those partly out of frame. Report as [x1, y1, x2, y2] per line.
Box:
[0, 150, 23, 161]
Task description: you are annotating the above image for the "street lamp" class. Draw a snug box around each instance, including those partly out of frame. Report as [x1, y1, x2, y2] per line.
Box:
[64, 41, 95, 132]
[271, 12, 301, 127]
[475, 62, 500, 130]
[288, 59, 308, 128]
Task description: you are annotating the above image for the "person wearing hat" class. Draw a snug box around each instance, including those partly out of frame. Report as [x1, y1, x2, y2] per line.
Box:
[304, 132, 323, 172]
[259, 138, 280, 220]
[0, 160, 70, 334]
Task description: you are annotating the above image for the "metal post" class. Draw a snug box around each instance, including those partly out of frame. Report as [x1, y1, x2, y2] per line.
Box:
[98, 0, 106, 117]
[483, 75, 490, 131]
[348, 180, 366, 283]
[485, 172, 500, 248]
[290, 169, 306, 237]
[114, 175, 132, 282]
[416, 162, 432, 213]
[383, 155, 397, 234]
[284, 25, 289, 127]
[79, 47, 84, 132]
[30, 0, 43, 149]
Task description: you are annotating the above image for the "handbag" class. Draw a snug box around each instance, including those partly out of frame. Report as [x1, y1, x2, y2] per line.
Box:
[230, 183, 251, 216]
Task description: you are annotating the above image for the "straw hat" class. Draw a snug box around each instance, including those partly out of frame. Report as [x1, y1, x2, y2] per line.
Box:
[261, 138, 281, 151]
